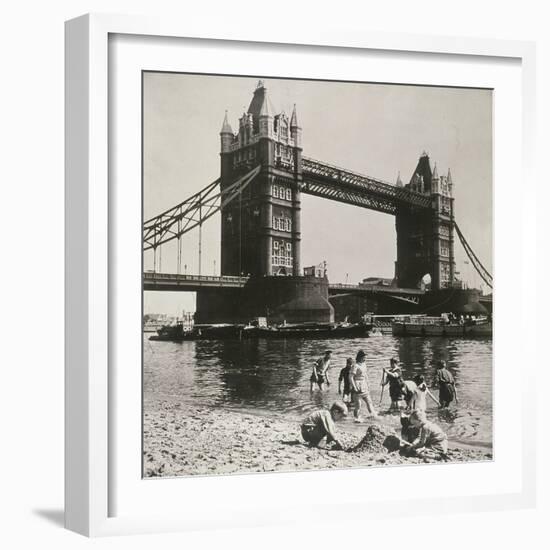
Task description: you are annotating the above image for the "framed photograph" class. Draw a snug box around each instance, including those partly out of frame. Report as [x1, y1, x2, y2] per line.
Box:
[65, 13, 536, 536]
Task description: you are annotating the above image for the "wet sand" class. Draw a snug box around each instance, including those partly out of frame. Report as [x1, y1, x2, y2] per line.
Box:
[143, 401, 492, 478]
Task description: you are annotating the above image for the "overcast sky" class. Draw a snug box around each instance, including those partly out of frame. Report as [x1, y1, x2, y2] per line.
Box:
[143, 73, 492, 315]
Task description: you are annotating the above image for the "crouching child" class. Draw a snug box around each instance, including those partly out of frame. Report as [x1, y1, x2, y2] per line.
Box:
[301, 402, 348, 450]
[405, 410, 449, 460]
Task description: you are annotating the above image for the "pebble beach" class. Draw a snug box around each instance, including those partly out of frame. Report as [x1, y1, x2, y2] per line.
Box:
[143, 400, 492, 478]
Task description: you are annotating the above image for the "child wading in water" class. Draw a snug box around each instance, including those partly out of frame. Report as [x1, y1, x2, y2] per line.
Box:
[310, 350, 332, 391]
[349, 350, 378, 422]
[411, 374, 440, 411]
[338, 358, 353, 404]
[434, 360, 456, 408]
[300, 402, 348, 450]
[382, 357, 404, 411]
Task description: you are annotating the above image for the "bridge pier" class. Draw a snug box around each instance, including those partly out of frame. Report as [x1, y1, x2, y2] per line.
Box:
[195, 275, 333, 325]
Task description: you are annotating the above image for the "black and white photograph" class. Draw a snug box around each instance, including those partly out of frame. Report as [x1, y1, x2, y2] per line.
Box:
[142, 73, 493, 477]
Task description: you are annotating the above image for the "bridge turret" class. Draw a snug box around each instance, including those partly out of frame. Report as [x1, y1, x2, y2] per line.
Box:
[220, 111, 234, 153]
[290, 104, 302, 148]
[395, 152, 456, 291]
[431, 162, 440, 194]
[252, 82, 273, 138]
[447, 168, 453, 196]
[219, 80, 303, 278]
[396, 171, 403, 187]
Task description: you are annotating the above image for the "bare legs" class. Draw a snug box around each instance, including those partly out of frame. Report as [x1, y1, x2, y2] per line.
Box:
[352, 391, 377, 420]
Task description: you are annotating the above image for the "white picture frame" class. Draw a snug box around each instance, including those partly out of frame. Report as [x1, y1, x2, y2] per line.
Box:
[65, 13, 537, 537]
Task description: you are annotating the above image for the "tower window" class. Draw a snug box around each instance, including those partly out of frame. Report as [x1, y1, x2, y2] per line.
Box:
[272, 186, 278, 198]
[286, 242, 292, 252]
[273, 217, 279, 230]
[286, 188, 292, 201]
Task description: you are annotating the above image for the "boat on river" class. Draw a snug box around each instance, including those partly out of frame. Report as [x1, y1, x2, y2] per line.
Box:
[251, 322, 371, 339]
[392, 315, 492, 337]
[150, 321, 372, 341]
[150, 322, 245, 341]
[149, 322, 195, 341]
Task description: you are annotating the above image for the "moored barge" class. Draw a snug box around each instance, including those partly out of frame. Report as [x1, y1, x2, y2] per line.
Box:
[392, 316, 492, 337]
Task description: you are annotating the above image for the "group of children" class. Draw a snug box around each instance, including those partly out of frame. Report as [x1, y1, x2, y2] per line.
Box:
[311, 349, 379, 422]
[303, 350, 456, 460]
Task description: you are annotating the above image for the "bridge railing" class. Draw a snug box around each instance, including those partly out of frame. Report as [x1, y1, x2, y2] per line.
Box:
[143, 272, 250, 284]
[329, 283, 425, 295]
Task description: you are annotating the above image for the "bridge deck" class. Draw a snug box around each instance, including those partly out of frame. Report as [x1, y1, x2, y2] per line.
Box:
[301, 157, 432, 215]
[143, 272, 425, 296]
[143, 272, 249, 291]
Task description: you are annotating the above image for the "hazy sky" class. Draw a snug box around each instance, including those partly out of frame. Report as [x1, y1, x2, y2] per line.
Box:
[143, 73, 492, 315]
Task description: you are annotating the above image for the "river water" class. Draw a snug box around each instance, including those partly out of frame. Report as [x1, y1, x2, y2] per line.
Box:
[143, 333, 493, 448]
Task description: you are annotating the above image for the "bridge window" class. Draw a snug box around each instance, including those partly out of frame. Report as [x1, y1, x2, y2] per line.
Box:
[440, 243, 449, 257]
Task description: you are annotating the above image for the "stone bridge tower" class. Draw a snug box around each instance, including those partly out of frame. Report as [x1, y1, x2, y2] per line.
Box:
[395, 153, 456, 290]
[219, 81, 302, 277]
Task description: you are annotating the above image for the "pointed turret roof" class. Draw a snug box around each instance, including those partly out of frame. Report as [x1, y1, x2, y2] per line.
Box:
[220, 111, 233, 134]
[432, 162, 439, 180]
[290, 104, 299, 128]
[259, 95, 271, 117]
[409, 153, 433, 191]
[248, 81, 275, 118]
[447, 168, 453, 184]
[396, 171, 403, 186]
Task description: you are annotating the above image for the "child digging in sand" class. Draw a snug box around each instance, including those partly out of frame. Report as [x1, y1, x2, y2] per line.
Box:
[404, 410, 449, 460]
[300, 402, 348, 450]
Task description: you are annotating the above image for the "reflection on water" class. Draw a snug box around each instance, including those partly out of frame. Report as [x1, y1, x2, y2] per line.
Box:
[144, 334, 492, 446]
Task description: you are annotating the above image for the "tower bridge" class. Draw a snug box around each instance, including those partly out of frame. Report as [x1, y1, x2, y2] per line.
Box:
[144, 80, 492, 324]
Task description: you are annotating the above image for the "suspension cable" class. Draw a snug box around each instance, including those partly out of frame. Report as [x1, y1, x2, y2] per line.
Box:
[454, 222, 493, 289]
[143, 165, 260, 251]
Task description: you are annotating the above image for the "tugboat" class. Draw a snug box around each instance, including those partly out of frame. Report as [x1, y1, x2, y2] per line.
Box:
[150, 322, 246, 341]
[149, 321, 195, 341]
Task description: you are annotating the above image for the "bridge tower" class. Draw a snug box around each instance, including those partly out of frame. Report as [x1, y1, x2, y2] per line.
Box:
[219, 81, 302, 277]
[395, 153, 456, 290]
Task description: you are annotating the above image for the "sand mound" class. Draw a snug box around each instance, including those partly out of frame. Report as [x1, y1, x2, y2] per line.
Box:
[351, 424, 400, 453]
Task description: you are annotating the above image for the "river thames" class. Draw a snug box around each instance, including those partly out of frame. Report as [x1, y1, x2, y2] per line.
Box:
[144, 333, 492, 448]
